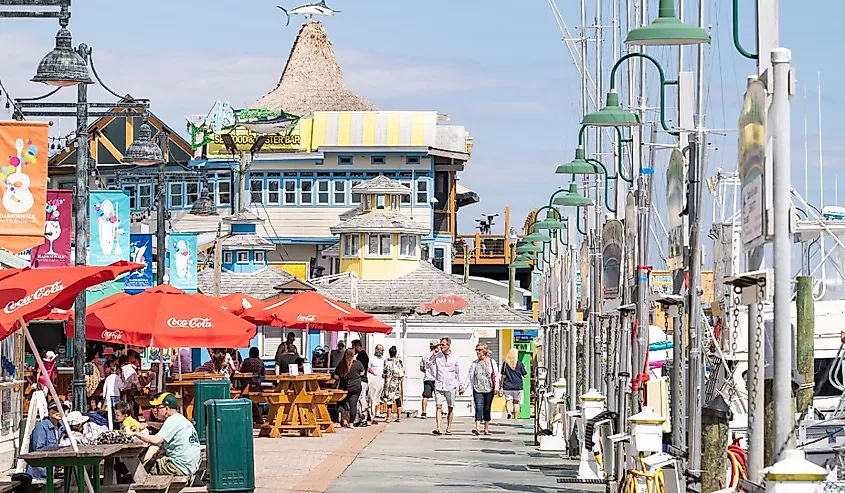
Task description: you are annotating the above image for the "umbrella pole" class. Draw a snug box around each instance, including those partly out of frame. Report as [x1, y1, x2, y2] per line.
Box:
[19, 318, 79, 453]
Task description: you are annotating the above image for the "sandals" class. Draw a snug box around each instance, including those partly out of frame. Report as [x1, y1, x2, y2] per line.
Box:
[432, 430, 442, 435]
[472, 429, 480, 436]
[445, 430, 452, 435]
[483, 431, 491, 436]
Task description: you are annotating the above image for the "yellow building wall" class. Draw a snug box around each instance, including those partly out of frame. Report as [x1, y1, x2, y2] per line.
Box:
[492, 329, 514, 413]
[338, 231, 421, 280]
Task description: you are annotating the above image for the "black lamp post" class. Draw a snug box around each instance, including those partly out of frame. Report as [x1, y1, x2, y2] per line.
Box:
[12, 0, 152, 412]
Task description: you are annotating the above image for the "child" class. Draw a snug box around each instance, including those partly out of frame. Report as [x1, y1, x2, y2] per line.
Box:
[114, 401, 141, 432]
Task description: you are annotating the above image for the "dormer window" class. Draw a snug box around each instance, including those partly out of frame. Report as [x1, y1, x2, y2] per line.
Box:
[343, 234, 360, 257]
[363, 195, 371, 211]
[237, 251, 249, 263]
[399, 235, 418, 257]
[255, 251, 266, 263]
[223, 251, 233, 263]
[376, 195, 386, 210]
[390, 196, 399, 210]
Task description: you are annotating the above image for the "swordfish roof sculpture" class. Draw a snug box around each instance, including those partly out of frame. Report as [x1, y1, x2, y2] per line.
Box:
[252, 20, 378, 118]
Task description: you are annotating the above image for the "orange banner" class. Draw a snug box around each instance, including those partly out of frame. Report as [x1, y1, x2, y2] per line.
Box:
[0, 121, 49, 254]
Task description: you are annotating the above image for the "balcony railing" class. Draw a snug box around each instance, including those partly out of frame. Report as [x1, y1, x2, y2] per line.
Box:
[453, 233, 516, 265]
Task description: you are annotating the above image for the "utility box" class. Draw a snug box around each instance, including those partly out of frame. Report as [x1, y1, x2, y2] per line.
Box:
[513, 340, 534, 419]
[206, 399, 255, 493]
[194, 380, 231, 444]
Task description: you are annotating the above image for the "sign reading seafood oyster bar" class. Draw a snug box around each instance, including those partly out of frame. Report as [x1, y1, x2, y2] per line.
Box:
[190, 101, 305, 157]
[207, 129, 302, 156]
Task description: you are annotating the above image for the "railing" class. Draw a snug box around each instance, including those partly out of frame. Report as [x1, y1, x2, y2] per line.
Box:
[453, 233, 516, 265]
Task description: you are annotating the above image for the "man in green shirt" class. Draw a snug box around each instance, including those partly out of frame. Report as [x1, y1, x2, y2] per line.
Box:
[130, 392, 201, 476]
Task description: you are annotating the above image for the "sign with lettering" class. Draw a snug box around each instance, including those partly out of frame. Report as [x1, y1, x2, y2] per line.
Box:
[125, 234, 153, 294]
[418, 295, 468, 316]
[188, 101, 302, 153]
[30, 190, 72, 268]
[206, 127, 304, 157]
[738, 79, 767, 251]
[0, 121, 49, 254]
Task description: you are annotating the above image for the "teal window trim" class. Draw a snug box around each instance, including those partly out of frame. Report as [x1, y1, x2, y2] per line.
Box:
[236, 251, 249, 264]
[316, 179, 331, 206]
[406, 156, 420, 165]
[338, 155, 353, 166]
[283, 179, 297, 206]
[371, 155, 386, 165]
[254, 251, 266, 263]
[300, 178, 314, 205]
[223, 251, 233, 263]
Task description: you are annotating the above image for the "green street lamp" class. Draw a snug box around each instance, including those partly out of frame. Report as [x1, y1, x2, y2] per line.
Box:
[516, 243, 541, 254]
[582, 53, 679, 136]
[523, 231, 552, 243]
[553, 183, 594, 208]
[556, 146, 601, 175]
[533, 211, 567, 230]
[515, 253, 537, 262]
[625, 0, 710, 46]
[509, 260, 531, 269]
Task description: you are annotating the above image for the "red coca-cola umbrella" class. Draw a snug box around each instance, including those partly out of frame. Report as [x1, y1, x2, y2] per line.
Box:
[192, 292, 266, 316]
[0, 261, 143, 336]
[85, 285, 256, 347]
[60, 292, 130, 332]
[243, 290, 391, 334]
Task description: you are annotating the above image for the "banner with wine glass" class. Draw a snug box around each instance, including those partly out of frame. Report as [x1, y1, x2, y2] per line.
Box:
[125, 234, 153, 294]
[30, 190, 72, 268]
[0, 121, 49, 254]
[168, 233, 197, 293]
[89, 190, 129, 266]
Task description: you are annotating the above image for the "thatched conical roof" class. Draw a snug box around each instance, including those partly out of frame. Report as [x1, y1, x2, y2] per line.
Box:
[252, 20, 378, 118]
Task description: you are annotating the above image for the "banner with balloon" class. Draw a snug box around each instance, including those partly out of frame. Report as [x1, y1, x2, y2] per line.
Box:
[168, 233, 197, 293]
[89, 190, 129, 266]
[30, 190, 72, 268]
[0, 121, 49, 254]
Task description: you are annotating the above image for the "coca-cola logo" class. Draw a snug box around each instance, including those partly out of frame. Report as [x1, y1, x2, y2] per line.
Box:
[166, 317, 213, 329]
[101, 329, 124, 341]
[3, 281, 65, 315]
[296, 314, 316, 323]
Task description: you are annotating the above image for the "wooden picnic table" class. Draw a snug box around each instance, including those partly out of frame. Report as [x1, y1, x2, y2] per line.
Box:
[247, 374, 346, 438]
[19, 442, 148, 493]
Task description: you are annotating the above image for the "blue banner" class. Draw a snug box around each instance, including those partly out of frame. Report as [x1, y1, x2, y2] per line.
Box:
[89, 190, 129, 266]
[125, 234, 153, 294]
[168, 233, 197, 293]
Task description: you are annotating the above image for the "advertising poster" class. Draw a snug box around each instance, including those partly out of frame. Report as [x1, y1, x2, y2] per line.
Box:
[624, 191, 637, 295]
[89, 190, 129, 266]
[169, 233, 197, 293]
[30, 190, 72, 268]
[602, 219, 624, 300]
[666, 148, 686, 271]
[125, 234, 153, 294]
[738, 79, 767, 251]
[0, 121, 49, 253]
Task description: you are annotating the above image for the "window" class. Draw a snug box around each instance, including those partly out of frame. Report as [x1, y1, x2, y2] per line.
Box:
[250, 179, 264, 205]
[300, 180, 313, 205]
[433, 247, 445, 271]
[138, 184, 153, 210]
[237, 251, 249, 263]
[416, 179, 430, 205]
[376, 195, 386, 210]
[283, 180, 296, 205]
[400, 181, 411, 204]
[338, 155, 353, 165]
[267, 179, 281, 205]
[351, 180, 363, 204]
[223, 251, 233, 263]
[367, 233, 391, 257]
[186, 182, 199, 205]
[406, 156, 420, 165]
[390, 196, 399, 210]
[122, 185, 137, 210]
[371, 156, 386, 165]
[332, 180, 346, 205]
[316, 180, 330, 205]
[342, 234, 360, 257]
[399, 235, 417, 257]
[216, 181, 231, 206]
[254, 251, 265, 263]
[168, 182, 184, 208]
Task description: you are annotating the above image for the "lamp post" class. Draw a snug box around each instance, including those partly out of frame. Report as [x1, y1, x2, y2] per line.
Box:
[13, 0, 153, 412]
[506, 231, 520, 308]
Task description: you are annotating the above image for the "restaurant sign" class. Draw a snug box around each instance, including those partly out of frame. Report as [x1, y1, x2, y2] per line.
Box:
[418, 295, 468, 316]
[188, 101, 302, 154]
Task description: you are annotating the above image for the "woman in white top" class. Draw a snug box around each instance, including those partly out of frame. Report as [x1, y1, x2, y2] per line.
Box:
[462, 343, 498, 436]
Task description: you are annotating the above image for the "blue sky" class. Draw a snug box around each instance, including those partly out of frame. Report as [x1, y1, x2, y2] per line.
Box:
[0, 0, 842, 258]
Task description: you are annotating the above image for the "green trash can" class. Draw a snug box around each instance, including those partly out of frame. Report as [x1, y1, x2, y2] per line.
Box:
[206, 399, 255, 493]
[194, 380, 231, 444]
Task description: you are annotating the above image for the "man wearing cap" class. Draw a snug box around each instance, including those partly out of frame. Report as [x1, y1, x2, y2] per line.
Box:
[130, 392, 200, 477]
[26, 400, 68, 480]
[418, 340, 439, 419]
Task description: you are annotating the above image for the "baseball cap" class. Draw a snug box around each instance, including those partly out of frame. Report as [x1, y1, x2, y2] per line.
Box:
[149, 392, 179, 409]
[47, 400, 69, 412]
[429, 339, 438, 347]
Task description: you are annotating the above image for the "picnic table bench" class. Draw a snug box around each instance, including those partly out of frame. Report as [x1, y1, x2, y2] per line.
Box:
[132, 474, 172, 493]
[248, 374, 344, 438]
[20, 442, 149, 493]
[0, 480, 20, 493]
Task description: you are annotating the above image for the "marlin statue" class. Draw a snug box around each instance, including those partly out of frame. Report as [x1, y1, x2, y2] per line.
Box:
[277, 1, 341, 27]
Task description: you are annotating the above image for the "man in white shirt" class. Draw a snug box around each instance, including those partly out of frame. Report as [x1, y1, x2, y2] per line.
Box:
[429, 337, 461, 435]
[367, 345, 385, 423]
[419, 340, 438, 418]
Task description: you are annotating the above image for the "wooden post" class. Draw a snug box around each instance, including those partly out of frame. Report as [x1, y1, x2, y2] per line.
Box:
[504, 205, 511, 262]
[701, 395, 730, 492]
[795, 276, 814, 412]
[213, 223, 223, 298]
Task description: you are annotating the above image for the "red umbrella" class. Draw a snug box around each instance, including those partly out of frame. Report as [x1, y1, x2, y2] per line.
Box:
[85, 285, 257, 347]
[60, 292, 130, 333]
[344, 317, 393, 334]
[0, 261, 143, 337]
[243, 290, 391, 334]
[192, 292, 266, 316]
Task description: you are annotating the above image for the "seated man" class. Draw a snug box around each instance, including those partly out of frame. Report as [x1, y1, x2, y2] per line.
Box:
[27, 400, 68, 480]
[129, 392, 200, 477]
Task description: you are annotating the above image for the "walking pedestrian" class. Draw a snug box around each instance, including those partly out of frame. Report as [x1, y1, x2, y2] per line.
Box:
[351, 339, 370, 426]
[500, 348, 528, 419]
[382, 346, 405, 423]
[419, 340, 438, 419]
[464, 343, 497, 435]
[430, 337, 461, 436]
[367, 344, 386, 423]
[332, 348, 364, 428]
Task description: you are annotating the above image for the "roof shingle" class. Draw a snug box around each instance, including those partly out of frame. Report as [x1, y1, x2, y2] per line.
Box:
[329, 213, 428, 235]
[197, 265, 296, 300]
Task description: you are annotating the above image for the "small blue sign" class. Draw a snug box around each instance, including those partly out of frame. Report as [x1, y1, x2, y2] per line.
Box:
[125, 234, 153, 294]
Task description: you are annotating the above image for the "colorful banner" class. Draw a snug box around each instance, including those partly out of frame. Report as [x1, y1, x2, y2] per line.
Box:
[168, 233, 197, 293]
[125, 234, 153, 294]
[89, 190, 129, 266]
[30, 190, 72, 268]
[0, 121, 49, 253]
[602, 219, 624, 300]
